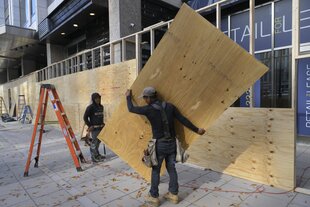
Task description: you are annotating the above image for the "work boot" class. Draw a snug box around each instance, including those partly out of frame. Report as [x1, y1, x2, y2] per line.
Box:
[91, 156, 101, 163]
[98, 154, 106, 160]
[145, 193, 160, 207]
[164, 192, 179, 204]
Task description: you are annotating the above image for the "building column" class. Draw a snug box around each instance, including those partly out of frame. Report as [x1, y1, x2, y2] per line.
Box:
[46, 42, 66, 65]
[6, 63, 10, 82]
[108, 0, 141, 63]
[21, 57, 36, 76]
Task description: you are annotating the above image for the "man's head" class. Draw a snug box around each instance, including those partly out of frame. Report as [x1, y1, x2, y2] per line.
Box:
[140, 87, 157, 105]
[91, 93, 101, 105]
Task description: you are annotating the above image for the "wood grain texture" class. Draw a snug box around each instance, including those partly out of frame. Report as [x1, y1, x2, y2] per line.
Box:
[188, 108, 295, 190]
[0, 60, 136, 133]
[98, 4, 268, 181]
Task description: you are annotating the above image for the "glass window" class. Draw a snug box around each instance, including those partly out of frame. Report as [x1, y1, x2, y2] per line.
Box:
[31, 0, 36, 16]
[257, 48, 292, 108]
[47, 0, 55, 7]
[19, 0, 27, 27]
[274, 49, 292, 108]
[78, 40, 86, 52]
[30, 0, 36, 24]
[68, 45, 77, 56]
[257, 52, 272, 107]
[5, 0, 10, 25]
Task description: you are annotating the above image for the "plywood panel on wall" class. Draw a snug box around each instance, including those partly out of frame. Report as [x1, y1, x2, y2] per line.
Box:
[188, 108, 295, 190]
[0, 74, 37, 118]
[0, 60, 136, 136]
[40, 60, 137, 132]
[98, 4, 268, 181]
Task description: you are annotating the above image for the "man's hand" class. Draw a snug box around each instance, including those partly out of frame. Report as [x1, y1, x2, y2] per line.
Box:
[87, 126, 94, 132]
[125, 89, 132, 97]
[197, 128, 206, 135]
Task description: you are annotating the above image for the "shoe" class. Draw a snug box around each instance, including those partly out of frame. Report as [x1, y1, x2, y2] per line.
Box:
[95, 154, 105, 162]
[98, 154, 106, 160]
[145, 193, 160, 207]
[164, 192, 179, 204]
[91, 156, 101, 163]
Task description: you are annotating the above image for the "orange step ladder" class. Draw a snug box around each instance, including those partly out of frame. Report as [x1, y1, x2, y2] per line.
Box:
[24, 84, 86, 177]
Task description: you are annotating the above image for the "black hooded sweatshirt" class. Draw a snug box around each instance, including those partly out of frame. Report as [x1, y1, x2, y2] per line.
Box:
[83, 93, 104, 130]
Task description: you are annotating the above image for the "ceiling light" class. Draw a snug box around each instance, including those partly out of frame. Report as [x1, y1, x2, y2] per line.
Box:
[61, 32, 66, 35]
[73, 24, 78, 27]
[89, 12, 95, 16]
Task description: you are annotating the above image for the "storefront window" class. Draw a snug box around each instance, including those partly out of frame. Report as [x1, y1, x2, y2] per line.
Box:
[274, 49, 291, 108]
[257, 48, 292, 108]
[257, 52, 272, 107]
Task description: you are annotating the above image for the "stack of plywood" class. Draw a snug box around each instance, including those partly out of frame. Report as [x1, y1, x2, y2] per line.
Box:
[98, 4, 268, 182]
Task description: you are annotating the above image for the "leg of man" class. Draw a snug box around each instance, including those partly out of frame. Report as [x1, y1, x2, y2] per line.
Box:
[90, 130, 101, 161]
[94, 130, 102, 157]
[164, 141, 179, 204]
[149, 153, 165, 198]
[166, 153, 178, 195]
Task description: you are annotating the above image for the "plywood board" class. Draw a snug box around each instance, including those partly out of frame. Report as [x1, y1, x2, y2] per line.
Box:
[98, 4, 268, 181]
[188, 108, 295, 190]
[40, 60, 137, 132]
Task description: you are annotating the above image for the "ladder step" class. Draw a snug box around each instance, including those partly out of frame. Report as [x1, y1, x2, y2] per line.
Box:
[70, 137, 76, 143]
[66, 125, 71, 130]
[61, 112, 66, 116]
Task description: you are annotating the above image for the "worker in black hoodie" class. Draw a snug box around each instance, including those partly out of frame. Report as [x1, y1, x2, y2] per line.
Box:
[83, 93, 105, 162]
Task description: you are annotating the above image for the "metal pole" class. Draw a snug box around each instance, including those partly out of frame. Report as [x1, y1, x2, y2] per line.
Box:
[6, 60, 10, 82]
[249, 0, 255, 107]
[135, 34, 142, 74]
[150, 29, 155, 55]
[291, 0, 300, 190]
[292, 0, 300, 110]
[110, 43, 115, 64]
[122, 39, 127, 62]
[271, 2, 275, 107]
[216, 3, 221, 29]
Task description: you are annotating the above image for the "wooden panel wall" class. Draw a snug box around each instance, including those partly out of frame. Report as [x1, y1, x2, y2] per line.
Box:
[98, 5, 268, 181]
[0, 74, 37, 118]
[40, 60, 137, 132]
[188, 108, 295, 190]
[0, 60, 137, 133]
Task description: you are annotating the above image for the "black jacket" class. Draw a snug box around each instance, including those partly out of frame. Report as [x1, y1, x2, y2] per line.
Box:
[83, 96, 104, 130]
[126, 96, 199, 139]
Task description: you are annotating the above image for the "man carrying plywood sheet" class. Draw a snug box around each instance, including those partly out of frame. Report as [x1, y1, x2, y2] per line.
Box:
[126, 87, 205, 206]
[98, 3, 268, 202]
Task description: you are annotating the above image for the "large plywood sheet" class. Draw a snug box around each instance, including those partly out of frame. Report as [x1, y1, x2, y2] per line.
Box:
[188, 108, 295, 190]
[98, 4, 268, 181]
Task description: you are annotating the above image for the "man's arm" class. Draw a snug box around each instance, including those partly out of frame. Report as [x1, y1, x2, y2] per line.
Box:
[173, 106, 205, 135]
[126, 90, 148, 115]
[83, 106, 92, 127]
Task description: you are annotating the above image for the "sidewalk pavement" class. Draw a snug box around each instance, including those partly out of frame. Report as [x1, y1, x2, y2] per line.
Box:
[1, 121, 310, 207]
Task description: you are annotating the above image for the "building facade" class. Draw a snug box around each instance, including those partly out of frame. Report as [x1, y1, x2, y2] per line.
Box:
[0, 0, 309, 136]
[190, 0, 310, 136]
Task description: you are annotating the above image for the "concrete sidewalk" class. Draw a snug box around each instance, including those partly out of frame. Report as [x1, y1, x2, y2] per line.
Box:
[0, 121, 310, 207]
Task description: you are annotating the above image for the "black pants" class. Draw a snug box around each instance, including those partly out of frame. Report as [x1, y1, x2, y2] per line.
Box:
[150, 140, 178, 198]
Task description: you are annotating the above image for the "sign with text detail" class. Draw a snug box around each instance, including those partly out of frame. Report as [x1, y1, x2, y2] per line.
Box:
[221, 0, 310, 52]
[298, 58, 310, 136]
